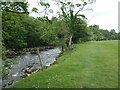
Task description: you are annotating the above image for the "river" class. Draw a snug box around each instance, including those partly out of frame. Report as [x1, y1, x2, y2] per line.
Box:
[2, 47, 62, 88]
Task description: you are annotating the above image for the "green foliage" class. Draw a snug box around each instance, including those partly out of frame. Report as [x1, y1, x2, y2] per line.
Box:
[2, 11, 27, 49]
[118, 32, 120, 40]
[2, 2, 29, 49]
[40, 2, 50, 7]
[2, 69, 9, 79]
[76, 4, 81, 7]
[2, 43, 6, 60]
[88, 25, 118, 41]
[2, 1, 118, 50]
[55, 0, 94, 46]
[72, 18, 89, 43]
[110, 29, 118, 40]
[32, 7, 38, 13]
[1, 2, 29, 14]
[2, 58, 15, 79]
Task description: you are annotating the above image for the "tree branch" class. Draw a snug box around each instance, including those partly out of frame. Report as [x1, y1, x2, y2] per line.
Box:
[64, 4, 69, 17]
[38, 7, 48, 13]
[75, 5, 85, 18]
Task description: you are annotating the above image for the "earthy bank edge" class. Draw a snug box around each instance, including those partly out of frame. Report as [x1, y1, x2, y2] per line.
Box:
[6, 46, 55, 58]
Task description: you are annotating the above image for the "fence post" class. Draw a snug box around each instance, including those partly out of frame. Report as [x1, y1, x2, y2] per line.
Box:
[37, 48, 43, 70]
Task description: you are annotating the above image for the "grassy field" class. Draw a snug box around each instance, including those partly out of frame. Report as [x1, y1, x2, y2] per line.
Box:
[11, 40, 118, 88]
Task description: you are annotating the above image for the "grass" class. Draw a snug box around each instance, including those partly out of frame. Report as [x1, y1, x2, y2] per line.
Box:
[11, 40, 118, 88]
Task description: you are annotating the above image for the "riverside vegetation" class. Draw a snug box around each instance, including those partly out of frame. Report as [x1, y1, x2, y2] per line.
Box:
[1, 0, 119, 88]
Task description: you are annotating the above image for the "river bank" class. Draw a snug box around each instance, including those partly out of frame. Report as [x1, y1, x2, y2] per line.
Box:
[11, 41, 118, 88]
[6, 46, 56, 58]
[2, 47, 62, 88]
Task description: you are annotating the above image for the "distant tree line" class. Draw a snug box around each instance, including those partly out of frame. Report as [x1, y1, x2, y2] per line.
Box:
[88, 25, 118, 41]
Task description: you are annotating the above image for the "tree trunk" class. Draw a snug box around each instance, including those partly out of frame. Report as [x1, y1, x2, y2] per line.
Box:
[68, 36, 72, 46]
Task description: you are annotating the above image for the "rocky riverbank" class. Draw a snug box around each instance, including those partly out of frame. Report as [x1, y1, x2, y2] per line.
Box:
[2, 66, 48, 88]
[6, 46, 55, 58]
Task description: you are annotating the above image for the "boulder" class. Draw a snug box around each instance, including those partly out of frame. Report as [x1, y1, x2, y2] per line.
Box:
[25, 67, 40, 74]
[30, 51, 37, 54]
[8, 80, 14, 86]
[2, 84, 7, 87]
[6, 50, 17, 58]
[20, 73, 27, 78]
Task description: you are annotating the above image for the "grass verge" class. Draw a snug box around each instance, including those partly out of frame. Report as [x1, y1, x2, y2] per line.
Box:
[11, 40, 118, 88]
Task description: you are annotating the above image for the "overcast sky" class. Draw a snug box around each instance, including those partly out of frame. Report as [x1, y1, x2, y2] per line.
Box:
[28, 0, 119, 32]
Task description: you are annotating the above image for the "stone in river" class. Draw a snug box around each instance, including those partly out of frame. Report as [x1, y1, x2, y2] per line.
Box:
[8, 80, 14, 86]
[25, 67, 39, 74]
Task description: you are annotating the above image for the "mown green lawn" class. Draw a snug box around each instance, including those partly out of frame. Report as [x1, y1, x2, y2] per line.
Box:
[12, 40, 118, 88]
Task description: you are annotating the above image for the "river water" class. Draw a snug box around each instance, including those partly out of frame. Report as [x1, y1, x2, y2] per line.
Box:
[2, 47, 62, 88]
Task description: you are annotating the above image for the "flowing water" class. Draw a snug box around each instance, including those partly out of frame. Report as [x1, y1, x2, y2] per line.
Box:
[2, 47, 62, 88]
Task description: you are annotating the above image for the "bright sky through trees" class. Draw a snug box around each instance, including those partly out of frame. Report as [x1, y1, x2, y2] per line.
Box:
[28, 0, 118, 32]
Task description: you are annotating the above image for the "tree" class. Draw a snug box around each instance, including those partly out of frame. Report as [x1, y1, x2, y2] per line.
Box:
[20, 15, 45, 47]
[2, 2, 29, 49]
[88, 25, 105, 41]
[118, 32, 120, 40]
[88, 25, 118, 41]
[1, 2, 28, 14]
[99, 29, 111, 40]
[34, 0, 95, 46]
[72, 18, 89, 43]
[2, 12, 27, 49]
[110, 29, 117, 40]
[32, 0, 52, 22]
[55, 0, 95, 46]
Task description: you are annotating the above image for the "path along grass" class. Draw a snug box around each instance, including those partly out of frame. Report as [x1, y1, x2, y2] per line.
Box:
[12, 40, 118, 88]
